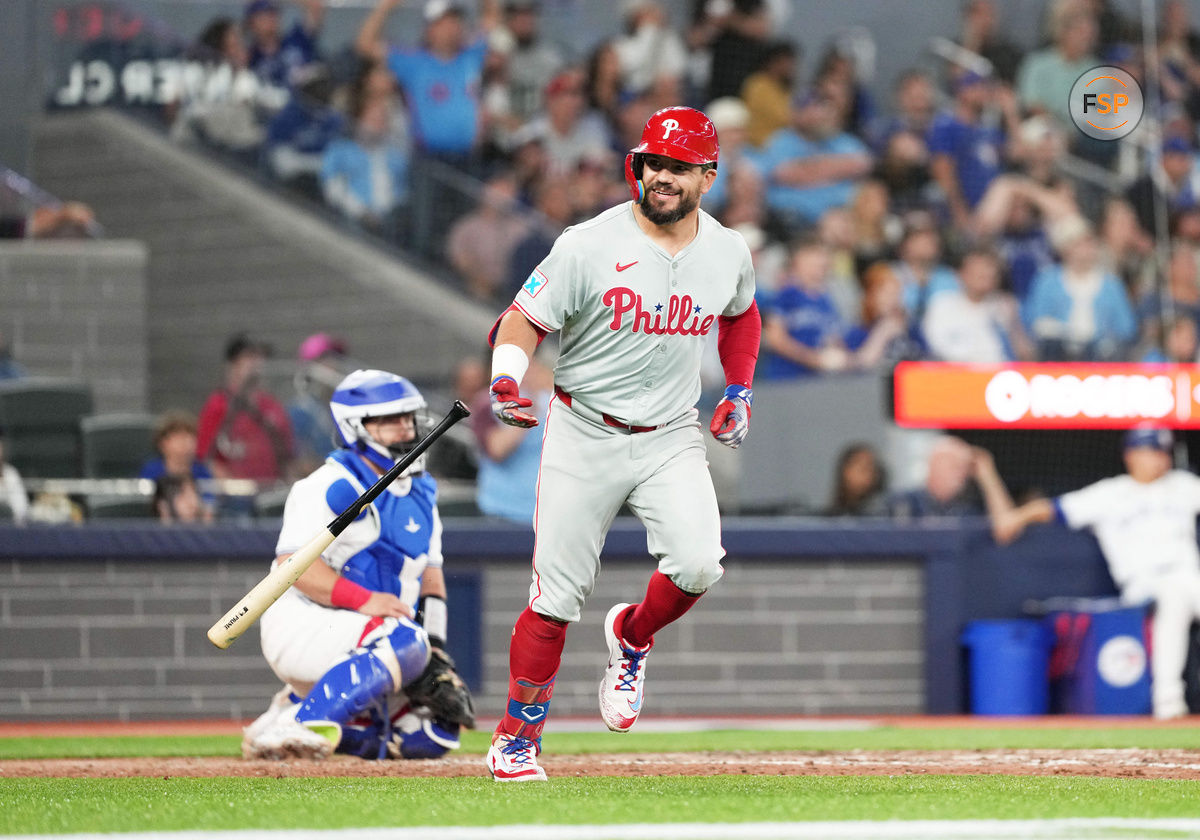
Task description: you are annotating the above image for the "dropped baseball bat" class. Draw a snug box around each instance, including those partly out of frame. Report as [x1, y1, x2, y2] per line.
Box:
[206, 400, 471, 650]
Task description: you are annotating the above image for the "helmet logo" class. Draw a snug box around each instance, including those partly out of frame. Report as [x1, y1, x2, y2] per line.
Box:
[660, 118, 680, 139]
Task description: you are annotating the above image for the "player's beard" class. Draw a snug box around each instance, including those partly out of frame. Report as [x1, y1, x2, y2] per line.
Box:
[640, 181, 700, 226]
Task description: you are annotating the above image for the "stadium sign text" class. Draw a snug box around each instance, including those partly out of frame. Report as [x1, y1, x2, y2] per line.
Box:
[53, 59, 287, 109]
[893, 362, 1200, 429]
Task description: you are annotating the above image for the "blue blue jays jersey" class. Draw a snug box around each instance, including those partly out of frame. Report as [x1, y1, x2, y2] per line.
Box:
[275, 450, 444, 609]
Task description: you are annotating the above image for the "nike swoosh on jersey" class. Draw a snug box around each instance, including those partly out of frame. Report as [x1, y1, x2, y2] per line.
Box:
[615, 261, 638, 272]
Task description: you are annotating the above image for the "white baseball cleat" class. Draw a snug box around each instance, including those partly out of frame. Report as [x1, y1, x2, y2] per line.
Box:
[242, 704, 337, 761]
[240, 686, 295, 758]
[486, 734, 547, 781]
[598, 602, 653, 733]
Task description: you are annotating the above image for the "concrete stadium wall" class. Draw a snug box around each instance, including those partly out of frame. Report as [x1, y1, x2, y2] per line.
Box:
[0, 519, 1116, 723]
[0, 240, 148, 413]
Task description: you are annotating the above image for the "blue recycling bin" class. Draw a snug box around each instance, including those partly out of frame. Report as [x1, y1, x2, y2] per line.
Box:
[1045, 602, 1151, 715]
[962, 619, 1054, 715]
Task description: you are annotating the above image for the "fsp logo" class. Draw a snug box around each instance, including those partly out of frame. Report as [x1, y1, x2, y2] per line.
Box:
[1069, 66, 1143, 140]
[660, 118, 680, 139]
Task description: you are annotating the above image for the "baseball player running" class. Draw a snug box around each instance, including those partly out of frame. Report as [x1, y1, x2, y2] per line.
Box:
[484, 106, 761, 781]
[242, 369, 475, 761]
[976, 427, 1200, 719]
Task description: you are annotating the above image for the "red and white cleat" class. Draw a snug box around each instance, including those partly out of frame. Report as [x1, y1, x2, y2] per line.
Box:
[598, 603, 653, 733]
[486, 734, 547, 782]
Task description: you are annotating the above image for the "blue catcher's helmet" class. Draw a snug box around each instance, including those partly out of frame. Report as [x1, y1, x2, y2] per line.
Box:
[330, 369, 428, 473]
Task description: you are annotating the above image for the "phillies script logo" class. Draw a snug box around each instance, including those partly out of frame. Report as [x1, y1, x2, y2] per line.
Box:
[603, 286, 716, 335]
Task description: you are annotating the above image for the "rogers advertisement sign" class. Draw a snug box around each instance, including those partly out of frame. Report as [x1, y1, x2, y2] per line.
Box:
[892, 362, 1200, 429]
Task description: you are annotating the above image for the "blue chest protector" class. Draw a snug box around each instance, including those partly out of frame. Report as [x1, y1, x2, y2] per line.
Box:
[324, 449, 438, 598]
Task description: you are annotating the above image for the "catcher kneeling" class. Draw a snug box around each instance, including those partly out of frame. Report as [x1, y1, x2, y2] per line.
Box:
[242, 370, 475, 761]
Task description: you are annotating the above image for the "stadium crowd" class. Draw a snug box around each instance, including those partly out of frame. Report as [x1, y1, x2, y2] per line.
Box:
[158, 0, 1200, 376]
[9, 0, 1200, 523]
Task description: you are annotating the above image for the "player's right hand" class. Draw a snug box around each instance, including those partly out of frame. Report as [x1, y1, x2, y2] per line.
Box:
[490, 375, 539, 428]
[361, 592, 414, 619]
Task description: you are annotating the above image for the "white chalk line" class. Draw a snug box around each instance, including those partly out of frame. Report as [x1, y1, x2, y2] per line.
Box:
[9, 820, 1200, 840]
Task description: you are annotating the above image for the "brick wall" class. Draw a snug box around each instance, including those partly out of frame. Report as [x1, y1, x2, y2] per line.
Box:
[0, 550, 923, 722]
[0, 240, 148, 412]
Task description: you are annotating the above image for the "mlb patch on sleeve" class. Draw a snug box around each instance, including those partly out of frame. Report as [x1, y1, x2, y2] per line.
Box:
[522, 269, 548, 298]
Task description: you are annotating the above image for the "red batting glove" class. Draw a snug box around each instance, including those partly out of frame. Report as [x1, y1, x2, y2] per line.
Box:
[490, 376, 539, 428]
[709, 385, 752, 449]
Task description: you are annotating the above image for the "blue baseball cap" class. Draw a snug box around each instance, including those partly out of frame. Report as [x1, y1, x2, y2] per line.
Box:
[1163, 135, 1194, 155]
[954, 70, 991, 92]
[1123, 426, 1174, 452]
[244, 0, 279, 20]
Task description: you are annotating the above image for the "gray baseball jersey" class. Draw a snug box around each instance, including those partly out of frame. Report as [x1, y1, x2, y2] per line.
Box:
[508, 200, 756, 622]
[513, 202, 755, 427]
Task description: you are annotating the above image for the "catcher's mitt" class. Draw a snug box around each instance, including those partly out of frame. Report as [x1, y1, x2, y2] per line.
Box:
[406, 647, 476, 729]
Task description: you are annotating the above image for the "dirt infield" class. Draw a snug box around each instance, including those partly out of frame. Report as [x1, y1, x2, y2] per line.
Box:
[4, 749, 1200, 779]
[4, 717, 1199, 780]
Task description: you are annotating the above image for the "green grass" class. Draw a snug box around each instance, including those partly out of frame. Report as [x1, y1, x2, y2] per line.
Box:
[3, 776, 1200, 834]
[6, 725, 1200, 759]
[5, 726, 1200, 834]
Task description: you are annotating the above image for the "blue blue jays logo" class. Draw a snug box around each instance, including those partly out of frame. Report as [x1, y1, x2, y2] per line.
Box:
[522, 269, 548, 298]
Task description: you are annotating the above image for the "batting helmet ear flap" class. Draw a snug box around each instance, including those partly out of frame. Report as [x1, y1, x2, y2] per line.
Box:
[624, 153, 644, 202]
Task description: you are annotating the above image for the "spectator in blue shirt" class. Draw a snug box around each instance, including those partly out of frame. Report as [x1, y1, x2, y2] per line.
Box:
[927, 70, 1019, 233]
[356, 0, 499, 161]
[1023, 226, 1138, 361]
[761, 234, 852, 378]
[755, 90, 873, 229]
[244, 0, 324, 89]
[320, 95, 410, 234]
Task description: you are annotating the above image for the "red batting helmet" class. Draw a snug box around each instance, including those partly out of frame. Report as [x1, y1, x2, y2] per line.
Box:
[625, 106, 720, 201]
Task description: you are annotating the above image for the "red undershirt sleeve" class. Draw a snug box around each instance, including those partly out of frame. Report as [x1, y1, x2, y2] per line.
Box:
[716, 300, 761, 388]
[488, 304, 550, 347]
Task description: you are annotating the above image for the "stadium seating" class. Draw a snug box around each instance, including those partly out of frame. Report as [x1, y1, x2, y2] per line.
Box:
[0, 378, 93, 478]
[80, 413, 157, 479]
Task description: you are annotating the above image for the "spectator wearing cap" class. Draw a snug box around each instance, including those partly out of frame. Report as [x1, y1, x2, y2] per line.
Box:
[1126, 136, 1200, 237]
[491, 0, 564, 123]
[926, 69, 1019, 233]
[739, 41, 799, 149]
[287, 332, 350, 473]
[1022, 224, 1137, 361]
[196, 334, 295, 484]
[754, 88, 873, 229]
[356, 0, 499, 163]
[356, 0, 500, 256]
[244, 0, 325, 89]
[1015, 6, 1098, 118]
[512, 69, 610, 177]
[976, 426, 1200, 719]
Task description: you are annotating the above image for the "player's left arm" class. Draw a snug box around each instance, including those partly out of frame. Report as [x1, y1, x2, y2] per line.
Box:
[710, 299, 761, 449]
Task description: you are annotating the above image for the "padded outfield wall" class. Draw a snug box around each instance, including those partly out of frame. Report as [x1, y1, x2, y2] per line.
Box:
[0, 519, 1115, 721]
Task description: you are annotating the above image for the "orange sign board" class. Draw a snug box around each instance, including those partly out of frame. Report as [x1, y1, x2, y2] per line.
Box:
[893, 362, 1200, 429]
